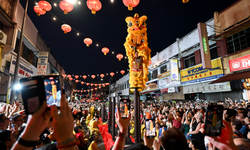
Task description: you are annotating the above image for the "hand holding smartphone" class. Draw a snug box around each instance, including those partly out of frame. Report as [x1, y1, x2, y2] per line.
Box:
[119, 98, 130, 119]
[145, 119, 156, 138]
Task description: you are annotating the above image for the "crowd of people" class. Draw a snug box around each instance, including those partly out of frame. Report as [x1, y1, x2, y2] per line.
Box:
[0, 95, 250, 150]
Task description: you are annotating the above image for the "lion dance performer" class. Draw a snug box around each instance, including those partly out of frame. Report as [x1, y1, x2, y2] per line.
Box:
[124, 13, 151, 91]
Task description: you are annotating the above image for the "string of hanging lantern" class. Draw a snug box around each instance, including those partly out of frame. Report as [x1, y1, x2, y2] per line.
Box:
[33, 0, 129, 61]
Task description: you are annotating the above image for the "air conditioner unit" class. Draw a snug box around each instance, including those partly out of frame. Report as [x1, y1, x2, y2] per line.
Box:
[0, 30, 7, 45]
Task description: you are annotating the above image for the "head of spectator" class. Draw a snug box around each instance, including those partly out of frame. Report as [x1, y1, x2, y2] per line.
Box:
[0, 113, 9, 131]
[0, 130, 16, 150]
[194, 112, 203, 122]
[161, 128, 188, 150]
[10, 114, 23, 128]
[200, 107, 206, 114]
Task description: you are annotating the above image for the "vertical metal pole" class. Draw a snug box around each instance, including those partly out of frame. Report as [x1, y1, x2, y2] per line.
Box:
[108, 97, 112, 133]
[102, 104, 105, 122]
[112, 96, 116, 141]
[134, 88, 140, 143]
[10, 0, 29, 103]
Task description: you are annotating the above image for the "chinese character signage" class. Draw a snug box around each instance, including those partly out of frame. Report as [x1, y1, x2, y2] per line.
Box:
[170, 59, 179, 81]
[9, 55, 36, 77]
[37, 52, 49, 75]
[183, 82, 231, 94]
[229, 54, 250, 72]
[198, 22, 212, 69]
[180, 58, 224, 85]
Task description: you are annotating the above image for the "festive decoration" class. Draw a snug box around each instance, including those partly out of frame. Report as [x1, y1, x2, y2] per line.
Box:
[34, 5, 46, 16]
[38, 1, 52, 12]
[116, 54, 124, 61]
[69, 77, 73, 81]
[81, 81, 84, 85]
[123, 0, 140, 11]
[75, 80, 79, 83]
[110, 72, 114, 77]
[95, 88, 97, 90]
[84, 38, 93, 47]
[75, 75, 79, 79]
[91, 89, 93, 91]
[86, 83, 90, 86]
[124, 13, 151, 92]
[95, 84, 98, 86]
[100, 74, 105, 78]
[62, 74, 67, 78]
[148, 60, 152, 65]
[87, 90, 90, 92]
[59, 0, 74, 14]
[91, 83, 94, 86]
[120, 70, 125, 75]
[61, 24, 71, 34]
[102, 47, 109, 55]
[182, 0, 189, 3]
[86, 0, 102, 14]
[91, 75, 96, 79]
[83, 75, 87, 79]
[105, 83, 109, 85]
[98, 84, 101, 86]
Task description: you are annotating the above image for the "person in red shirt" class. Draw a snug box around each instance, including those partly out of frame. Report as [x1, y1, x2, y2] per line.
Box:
[74, 126, 89, 149]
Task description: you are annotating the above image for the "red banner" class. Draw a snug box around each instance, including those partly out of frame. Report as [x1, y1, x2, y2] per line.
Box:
[229, 54, 250, 72]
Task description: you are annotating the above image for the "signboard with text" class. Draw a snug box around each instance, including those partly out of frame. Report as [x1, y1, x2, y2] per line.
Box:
[9, 55, 36, 78]
[37, 51, 49, 75]
[180, 58, 224, 85]
[158, 76, 181, 89]
[170, 59, 179, 81]
[229, 54, 250, 72]
[144, 81, 158, 91]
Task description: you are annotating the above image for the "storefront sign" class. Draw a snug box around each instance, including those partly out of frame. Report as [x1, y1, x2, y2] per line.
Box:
[37, 51, 49, 75]
[157, 71, 170, 79]
[144, 81, 158, 91]
[180, 58, 224, 85]
[229, 54, 250, 72]
[9, 55, 36, 77]
[161, 87, 178, 94]
[170, 59, 179, 81]
[183, 82, 231, 94]
[198, 22, 212, 69]
[159, 76, 181, 89]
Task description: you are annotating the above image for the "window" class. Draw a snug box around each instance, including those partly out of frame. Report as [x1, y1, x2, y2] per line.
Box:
[14, 38, 20, 54]
[127, 80, 129, 88]
[152, 69, 158, 79]
[210, 44, 218, 60]
[22, 45, 30, 62]
[227, 27, 250, 54]
[147, 72, 152, 81]
[160, 65, 167, 74]
[184, 54, 195, 69]
[32, 55, 38, 67]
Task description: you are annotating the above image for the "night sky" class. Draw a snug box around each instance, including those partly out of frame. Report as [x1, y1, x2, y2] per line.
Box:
[21, 0, 237, 89]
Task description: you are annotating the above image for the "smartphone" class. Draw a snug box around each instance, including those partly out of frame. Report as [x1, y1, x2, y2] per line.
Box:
[145, 119, 156, 138]
[119, 98, 130, 119]
[20, 75, 62, 115]
[44, 75, 62, 107]
[204, 105, 224, 136]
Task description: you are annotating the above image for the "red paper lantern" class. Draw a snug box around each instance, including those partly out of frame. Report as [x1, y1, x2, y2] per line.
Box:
[38, 1, 52, 12]
[91, 89, 93, 91]
[105, 83, 109, 85]
[78, 90, 80, 92]
[86, 83, 90, 86]
[75, 75, 79, 79]
[99, 87, 101, 89]
[182, 0, 189, 3]
[67, 75, 72, 78]
[81, 81, 84, 85]
[81, 90, 83, 93]
[84, 38, 93, 47]
[91, 75, 96, 79]
[61, 24, 71, 34]
[84, 90, 86, 92]
[59, 0, 73, 14]
[94, 84, 97, 86]
[116, 54, 123, 61]
[75, 80, 79, 83]
[69, 77, 73, 81]
[102, 84, 105, 86]
[148, 60, 152, 65]
[62, 74, 67, 78]
[87, 90, 90, 92]
[95, 88, 97, 90]
[123, 0, 140, 11]
[86, 0, 102, 14]
[102, 47, 109, 55]
[83, 75, 87, 79]
[98, 84, 101, 86]
[110, 72, 115, 77]
[100, 74, 105, 78]
[91, 83, 94, 86]
[120, 70, 125, 75]
[33, 5, 46, 16]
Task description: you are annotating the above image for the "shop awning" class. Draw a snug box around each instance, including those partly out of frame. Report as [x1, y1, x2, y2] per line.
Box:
[210, 70, 250, 84]
[140, 89, 160, 94]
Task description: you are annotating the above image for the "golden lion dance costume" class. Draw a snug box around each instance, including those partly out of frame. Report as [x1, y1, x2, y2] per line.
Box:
[88, 119, 106, 135]
[124, 13, 151, 92]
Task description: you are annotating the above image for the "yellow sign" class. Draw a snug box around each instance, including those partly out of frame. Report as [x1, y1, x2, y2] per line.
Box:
[157, 71, 170, 79]
[170, 59, 179, 81]
[180, 58, 224, 85]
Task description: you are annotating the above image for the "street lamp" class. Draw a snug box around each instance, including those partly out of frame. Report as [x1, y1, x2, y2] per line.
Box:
[10, 0, 29, 103]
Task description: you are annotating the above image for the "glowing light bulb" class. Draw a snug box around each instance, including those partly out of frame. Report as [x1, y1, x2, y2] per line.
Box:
[54, 3, 57, 6]
[53, 17, 56, 20]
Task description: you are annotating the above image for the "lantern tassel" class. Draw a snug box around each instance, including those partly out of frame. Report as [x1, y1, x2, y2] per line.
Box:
[128, 4, 133, 11]
[64, 10, 68, 14]
[119, 59, 121, 61]
[64, 31, 67, 34]
[92, 9, 96, 14]
[37, 13, 40, 16]
[104, 53, 106, 55]
[87, 44, 89, 47]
